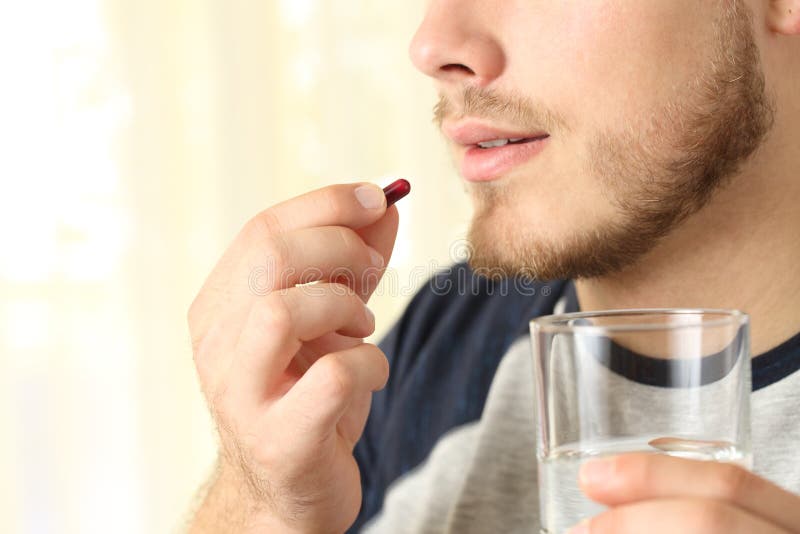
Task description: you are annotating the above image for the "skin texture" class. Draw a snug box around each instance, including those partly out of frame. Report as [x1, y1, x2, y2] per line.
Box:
[411, 0, 800, 532]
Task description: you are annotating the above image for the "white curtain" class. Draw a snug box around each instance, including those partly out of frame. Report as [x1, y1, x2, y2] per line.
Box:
[0, 1, 471, 532]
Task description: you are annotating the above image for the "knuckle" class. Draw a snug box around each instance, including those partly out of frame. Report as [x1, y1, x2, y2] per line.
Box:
[347, 288, 366, 310]
[257, 293, 294, 339]
[317, 354, 355, 401]
[333, 225, 361, 254]
[322, 187, 348, 221]
[716, 463, 750, 500]
[246, 209, 282, 239]
[262, 233, 291, 276]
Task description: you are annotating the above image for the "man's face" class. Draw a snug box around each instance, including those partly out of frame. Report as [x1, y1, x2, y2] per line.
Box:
[410, 0, 774, 280]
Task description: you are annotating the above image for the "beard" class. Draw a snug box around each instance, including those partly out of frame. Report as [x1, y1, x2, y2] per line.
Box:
[442, 2, 775, 281]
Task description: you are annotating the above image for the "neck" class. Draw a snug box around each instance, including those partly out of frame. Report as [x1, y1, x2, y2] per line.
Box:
[575, 138, 800, 357]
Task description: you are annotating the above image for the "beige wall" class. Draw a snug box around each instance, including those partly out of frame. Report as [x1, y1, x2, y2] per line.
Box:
[0, 1, 471, 532]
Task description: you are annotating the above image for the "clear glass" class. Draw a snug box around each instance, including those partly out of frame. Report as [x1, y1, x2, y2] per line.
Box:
[530, 309, 751, 534]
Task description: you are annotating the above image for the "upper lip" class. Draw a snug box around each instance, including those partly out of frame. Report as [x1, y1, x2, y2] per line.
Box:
[442, 119, 549, 147]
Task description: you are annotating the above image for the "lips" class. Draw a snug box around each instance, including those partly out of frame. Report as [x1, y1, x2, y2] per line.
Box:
[442, 120, 551, 182]
[443, 121, 549, 147]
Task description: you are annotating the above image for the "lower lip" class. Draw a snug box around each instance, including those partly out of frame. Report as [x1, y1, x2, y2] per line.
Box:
[460, 136, 550, 182]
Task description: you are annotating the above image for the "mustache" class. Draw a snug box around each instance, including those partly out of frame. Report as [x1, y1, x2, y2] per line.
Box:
[433, 85, 568, 133]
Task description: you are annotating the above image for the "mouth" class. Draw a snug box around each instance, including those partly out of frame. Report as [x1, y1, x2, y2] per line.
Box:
[442, 120, 551, 182]
[474, 136, 549, 149]
[462, 135, 550, 183]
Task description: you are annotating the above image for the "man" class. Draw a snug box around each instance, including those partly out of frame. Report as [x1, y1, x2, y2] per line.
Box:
[187, 1, 800, 532]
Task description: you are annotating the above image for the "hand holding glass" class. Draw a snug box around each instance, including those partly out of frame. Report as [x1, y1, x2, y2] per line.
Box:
[530, 309, 751, 534]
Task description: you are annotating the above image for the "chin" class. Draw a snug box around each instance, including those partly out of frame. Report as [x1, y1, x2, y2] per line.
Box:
[465, 202, 658, 282]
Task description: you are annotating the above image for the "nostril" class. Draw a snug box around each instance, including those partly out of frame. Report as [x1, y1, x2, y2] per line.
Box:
[442, 63, 475, 75]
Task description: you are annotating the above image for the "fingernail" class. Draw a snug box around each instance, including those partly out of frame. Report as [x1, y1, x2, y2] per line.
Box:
[367, 246, 385, 268]
[355, 184, 386, 210]
[580, 457, 616, 488]
[566, 519, 590, 534]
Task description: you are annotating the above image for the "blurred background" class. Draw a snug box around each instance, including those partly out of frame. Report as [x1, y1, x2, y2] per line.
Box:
[0, 1, 471, 532]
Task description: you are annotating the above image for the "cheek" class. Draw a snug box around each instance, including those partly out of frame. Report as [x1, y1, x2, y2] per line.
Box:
[507, 0, 715, 133]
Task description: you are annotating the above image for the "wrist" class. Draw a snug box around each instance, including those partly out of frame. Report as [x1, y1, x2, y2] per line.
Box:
[189, 459, 285, 534]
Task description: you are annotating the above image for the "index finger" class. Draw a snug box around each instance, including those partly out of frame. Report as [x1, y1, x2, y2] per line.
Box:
[578, 453, 800, 533]
[257, 182, 387, 233]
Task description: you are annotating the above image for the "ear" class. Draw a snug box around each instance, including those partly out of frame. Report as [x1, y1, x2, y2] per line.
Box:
[768, 0, 800, 34]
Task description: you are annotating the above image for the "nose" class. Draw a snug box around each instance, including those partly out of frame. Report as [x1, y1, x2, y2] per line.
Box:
[409, 0, 505, 87]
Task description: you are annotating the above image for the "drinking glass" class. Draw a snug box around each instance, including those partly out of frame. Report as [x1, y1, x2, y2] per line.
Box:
[529, 309, 751, 534]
